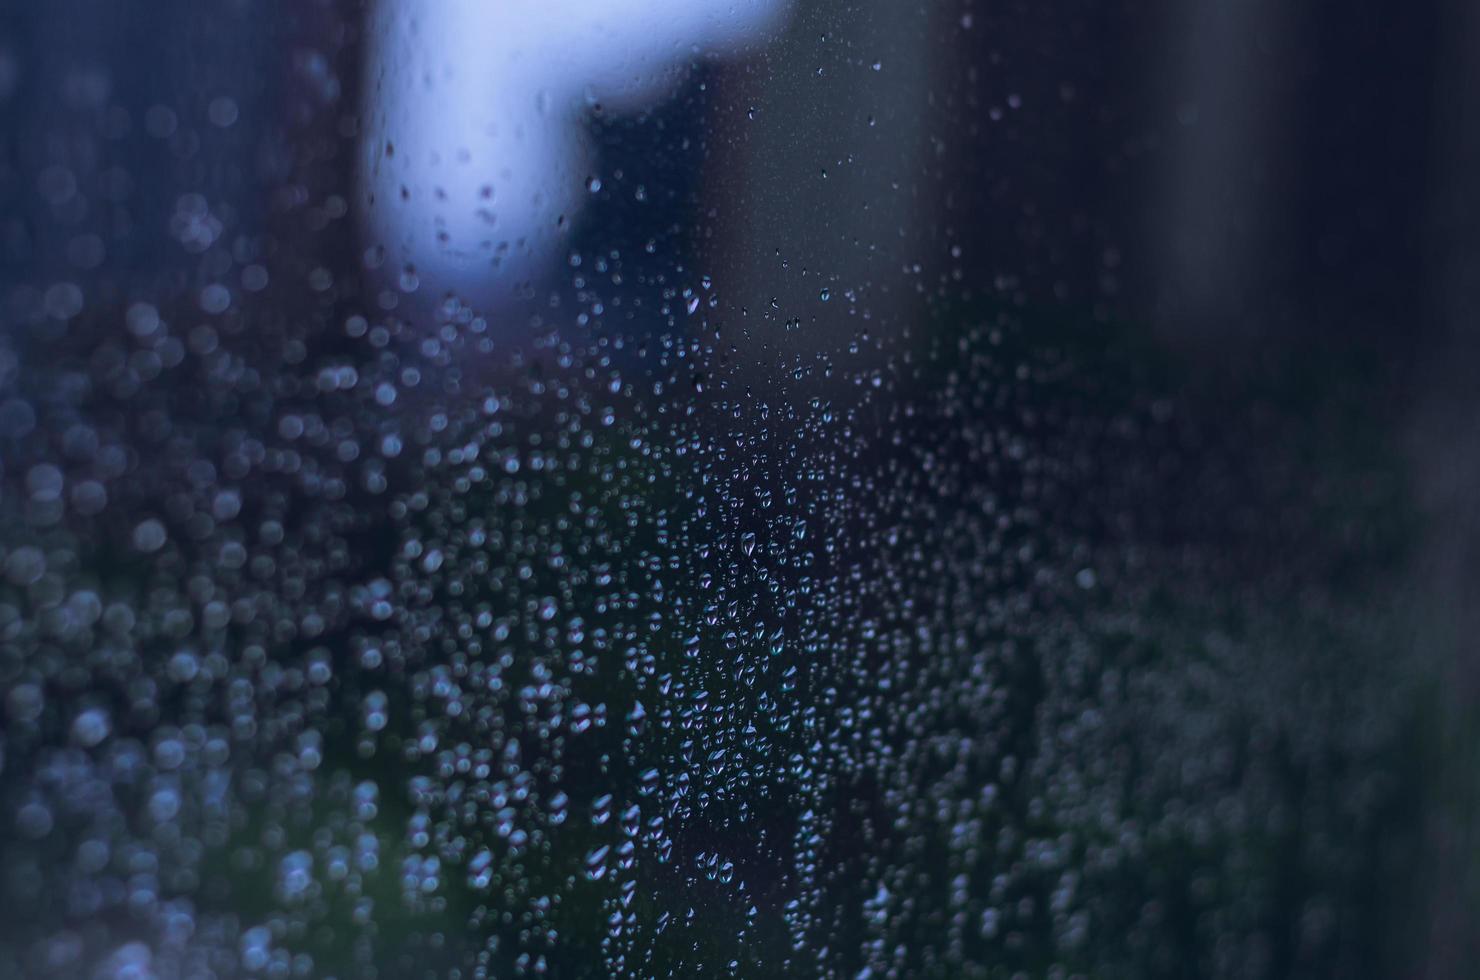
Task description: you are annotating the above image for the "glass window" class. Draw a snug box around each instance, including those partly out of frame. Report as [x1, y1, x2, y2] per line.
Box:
[1, 2, 1476, 977]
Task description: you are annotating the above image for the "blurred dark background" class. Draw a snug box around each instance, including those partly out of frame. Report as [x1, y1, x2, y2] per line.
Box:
[1, 0, 1478, 977]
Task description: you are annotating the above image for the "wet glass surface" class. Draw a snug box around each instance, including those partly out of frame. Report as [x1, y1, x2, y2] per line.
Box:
[2, 2, 1479, 977]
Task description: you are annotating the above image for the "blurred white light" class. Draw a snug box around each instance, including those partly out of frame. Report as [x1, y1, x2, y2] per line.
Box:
[359, 0, 790, 306]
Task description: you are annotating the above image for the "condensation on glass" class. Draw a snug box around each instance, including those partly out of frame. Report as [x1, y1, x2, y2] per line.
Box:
[0, 2, 1473, 978]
